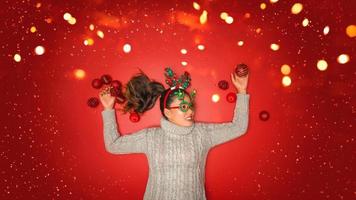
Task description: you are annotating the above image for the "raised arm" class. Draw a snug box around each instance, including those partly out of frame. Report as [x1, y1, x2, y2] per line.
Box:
[197, 93, 250, 148]
[102, 108, 148, 154]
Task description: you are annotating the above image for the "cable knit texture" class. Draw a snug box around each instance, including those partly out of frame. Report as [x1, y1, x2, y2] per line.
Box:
[101, 93, 250, 200]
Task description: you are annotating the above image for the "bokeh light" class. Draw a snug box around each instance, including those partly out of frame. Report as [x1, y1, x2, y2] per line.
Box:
[211, 94, 220, 102]
[291, 3, 303, 14]
[317, 60, 328, 71]
[270, 43, 280, 51]
[346, 25, 356, 38]
[13, 54, 21, 62]
[237, 41, 244, 46]
[34, 46, 45, 55]
[323, 26, 330, 35]
[337, 54, 350, 64]
[123, 43, 132, 53]
[30, 26, 37, 33]
[180, 49, 187, 54]
[282, 76, 292, 87]
[73, 69, 86, 80]
[281, 64, 291, 75]
[197, 44, 205, 51]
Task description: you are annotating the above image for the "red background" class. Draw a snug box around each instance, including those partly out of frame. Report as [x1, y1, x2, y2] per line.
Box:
[0, 0, 355, 199]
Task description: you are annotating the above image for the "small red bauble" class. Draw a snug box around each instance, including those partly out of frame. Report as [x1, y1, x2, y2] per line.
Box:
[259, 110, 270, 121]
[129, 112, 140, 123]
[235, 63, 249, 77]
[101, 74, 112, 84]
[87, 97, 99, 108]
[116, 93, 126, 104]
[111, 80, 122, 89]
[226, 92, 237, 103]
[218, 80, 229, 90]
[91, 78, 103, 89]
[110, 87, 121, 97]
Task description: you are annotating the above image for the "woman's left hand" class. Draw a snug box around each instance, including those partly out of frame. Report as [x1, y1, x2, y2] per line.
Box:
[231, 73, 249, 94]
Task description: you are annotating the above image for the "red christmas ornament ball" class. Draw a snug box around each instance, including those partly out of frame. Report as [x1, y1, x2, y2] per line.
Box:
[101, 74, 112, 84]
[91, 78, 103, 89]
[259, 110, 270, 121]
[110, 87, 121, 97]
[235, 63, 249, 77]
[129, 112, 140, 123]
[218, 80, 229, 90]
[226, 92, 237, 103]
[87, 97, 99, 108]
[111, 80, 122, 89]
[116, 93, 126, 104]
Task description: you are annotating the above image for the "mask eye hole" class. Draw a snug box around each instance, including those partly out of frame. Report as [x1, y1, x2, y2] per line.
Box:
[179, 103, 189, 112]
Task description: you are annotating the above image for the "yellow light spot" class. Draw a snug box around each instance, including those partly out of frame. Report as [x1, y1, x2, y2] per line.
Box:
[193, 2, 200, 10]
[346, 25, 356, 38]
[220, 12, 229, 20]
[68, 17, 76, 25]
[197, 44, 205, 51]
[260, 3, 267, 10]
[282, 76, 292, 87]
[63, 13, 72, 21]
[123, 43, 132, 53]
[180, 49, 187, 54]
[74, 69, 86, 80]
[302, 18, 309, 27]
[200, 10, 208, 24]
[256, 28, 262, 34]
[212, 94, 220, 103]
[281, 64, 291, 75]
[181, 61, 188, 66]
[291, 3, 303, 14]
[97, 30, 104, 39]
[270, 43, 280, 51]
[34, 46, 45, 55]
[323, 26, 330, 35]
[14, 54, 21, 62]
[89, 24, 95, 31]
[237, 41, 244, 46]
[45, 18, 53, 24]
[337, 54, 350, 64]
[35, 3, 41, 8]
[225, 16, 234, 24]
[270, 0, 279, 3]
[317, 60, 328, 71]
[30, 26, 37, 33]
[84, 38, 94, 46]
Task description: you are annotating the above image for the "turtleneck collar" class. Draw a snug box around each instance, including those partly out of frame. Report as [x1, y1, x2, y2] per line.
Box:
[160, 117, 195, 136]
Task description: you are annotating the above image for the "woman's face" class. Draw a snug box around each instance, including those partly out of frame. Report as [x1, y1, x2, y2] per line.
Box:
[164, 94, 195, 127]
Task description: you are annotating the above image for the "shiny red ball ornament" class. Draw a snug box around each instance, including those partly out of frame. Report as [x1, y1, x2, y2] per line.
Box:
[111, 80, 122, 89]
[110, 87, 121, 97]
[235, 63, 249, 77]
[129, 112, 140, 123]
[87, 97, 99, 108]
[226, 92, 237, 103]
[91, 78, 103, 89]
[259, 110, 270, 121]
[101, 74, 112, 84]
[116, 93, 126, 104]
[218, 80, 229, 90]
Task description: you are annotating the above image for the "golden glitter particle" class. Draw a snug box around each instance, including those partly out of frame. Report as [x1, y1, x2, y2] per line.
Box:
[89, 24, 95, 31]
[84, 38, 94, 46]
[212, 94, 220, 103]
[63, 13, 72, 21]
[302, 18, 309, 27]
[281, 64, 291, 75]
[220, 12, 229, 20]
[123, 43, 132, 53]
[270, 43, 280, 51]
[282, 76, 292, 87]
[270, 0, 279, 3]
[317, 60, 328, 71]
[30, 26, 37, 33]
[346, 25, 356, 38]
[197, 44, 205, 51]
[291, 3, 303, 14]
[34, 46, 45, 55]
[73, 69, 86, 80]
[337, 54, 350, 64]
[225, 16, 234, 24]
[193, 2, 200, 10]
[68, 17, 77, 25]
[180, 49, 187, 54]
[97, 30, 104, 39]
[14, 54, 21, 62]
[260, 3, 267, 10]
[323, 26, 330, 35]
[237, 41, 244, 46]
[181, 61, 188, 66]
[200, 10, 208, 24]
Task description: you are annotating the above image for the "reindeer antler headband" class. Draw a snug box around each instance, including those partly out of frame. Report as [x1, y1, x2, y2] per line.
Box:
[163, 67, 196, 112]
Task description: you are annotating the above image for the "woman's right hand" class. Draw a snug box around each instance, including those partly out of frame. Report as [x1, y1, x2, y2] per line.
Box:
[99, 86, 116, 110]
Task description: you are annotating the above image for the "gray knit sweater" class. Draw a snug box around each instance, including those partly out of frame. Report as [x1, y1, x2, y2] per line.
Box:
[101, 93, 250, 200]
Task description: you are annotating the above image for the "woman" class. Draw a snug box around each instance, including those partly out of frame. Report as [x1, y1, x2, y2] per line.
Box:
[99, 68, 250, 200]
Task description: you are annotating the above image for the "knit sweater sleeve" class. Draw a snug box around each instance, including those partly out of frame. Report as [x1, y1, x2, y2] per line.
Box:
[197, 93, 250, 148]
[101, 109, 148, 154]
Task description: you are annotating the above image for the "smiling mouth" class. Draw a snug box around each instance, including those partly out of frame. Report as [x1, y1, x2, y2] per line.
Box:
[185, 116, 194, 121]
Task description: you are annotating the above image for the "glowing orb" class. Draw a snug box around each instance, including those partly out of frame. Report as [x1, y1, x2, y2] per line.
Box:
[14, 54, 21, 62]
[74, 69, 86, 80]
[323, 26, 330, 35]
[181, 61, 188, 66]
[200, 10, 208, 24]
[197, 44, 205, 51]
[270, 0, 279, 3]
[302, 18, 309, 27]
[237, 41, 244, 46]
[337, 54, 350, 64]
[291, 3, 303, 14]
[220, 12, 228, 20]
[30, 26, 37, 33]
[89, 24, 95, 31]
[282, 76, 292, 87]
[63, 13, 72, 21]
[123, 44, 132, 53]
[270, 43, 280, 51]
[281, 64, 291, 75]
[34, 46, 45, 55]
[97, 30, 104, 39]
[84, 38, 94, 46]
[317, 60, 328, 71]
[212, 94, 220, 103]
[193, 2, 200, 10]
[346, 25, 356, 38]
[180, 49, 187, 54]
[68, 17, 76, 25]
[260, 3, 267, 10]
[225, 16, 234, 24]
